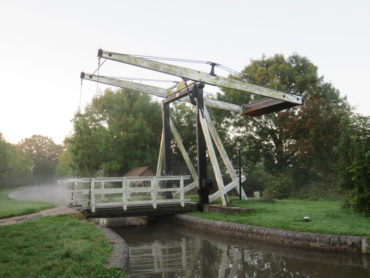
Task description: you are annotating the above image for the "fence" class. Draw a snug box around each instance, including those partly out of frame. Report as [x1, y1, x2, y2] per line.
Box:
[69, 175, 190, 212]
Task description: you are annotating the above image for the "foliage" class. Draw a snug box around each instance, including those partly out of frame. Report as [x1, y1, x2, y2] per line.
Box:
[19, 135, 63, 177]
[56, 147, 74, 177]
[0, 215, 125, 277]
[0, 188, 53, 219]
[67, 88, 162, 177]
[0, 134, 33, 186]
[263, 172, 293, 199]
[212, 54, 350, 197]
[170, 102, 197, 173]
[190, 198, 370, 237]
[338, 114, 370, 214]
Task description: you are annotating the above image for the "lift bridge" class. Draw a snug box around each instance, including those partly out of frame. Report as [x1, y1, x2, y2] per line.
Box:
[71, 49, 302, 217]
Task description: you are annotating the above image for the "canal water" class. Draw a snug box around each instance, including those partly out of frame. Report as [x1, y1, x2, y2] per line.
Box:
[110, 219, 370, 278]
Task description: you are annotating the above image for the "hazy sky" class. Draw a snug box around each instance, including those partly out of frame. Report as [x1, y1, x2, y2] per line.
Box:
[1, 0, 369, 144]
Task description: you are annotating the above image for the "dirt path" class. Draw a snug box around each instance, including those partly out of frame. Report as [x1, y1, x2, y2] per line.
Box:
[0, 206, 79, 226]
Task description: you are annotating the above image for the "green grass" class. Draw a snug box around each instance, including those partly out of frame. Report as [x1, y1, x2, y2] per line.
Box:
[0, 215, 125, 277]
[0, 188, 54, 219]
[190, 198, 370, 237]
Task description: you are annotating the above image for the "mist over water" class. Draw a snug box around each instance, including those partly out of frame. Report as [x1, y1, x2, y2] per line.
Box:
[9, 181, 70, 205]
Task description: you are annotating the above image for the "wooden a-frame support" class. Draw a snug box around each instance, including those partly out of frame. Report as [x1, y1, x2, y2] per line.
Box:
[156, 103, 247, 206]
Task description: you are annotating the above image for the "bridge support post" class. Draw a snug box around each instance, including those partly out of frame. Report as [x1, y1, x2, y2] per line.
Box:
[195, 84, 210, 206]
[162, 102, 173, 198]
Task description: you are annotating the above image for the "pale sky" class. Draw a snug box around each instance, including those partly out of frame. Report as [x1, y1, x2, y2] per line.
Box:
[1, 0, 369, 144]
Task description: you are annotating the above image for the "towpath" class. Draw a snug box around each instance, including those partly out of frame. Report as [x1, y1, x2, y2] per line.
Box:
[0, 206, 78, 226]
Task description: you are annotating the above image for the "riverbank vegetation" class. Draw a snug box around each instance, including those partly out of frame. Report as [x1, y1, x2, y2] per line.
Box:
[0, 215, 124, 277]
[0, 134, 63, 187]
[0, 188, 53, 219]
[190, 199, 370, 238]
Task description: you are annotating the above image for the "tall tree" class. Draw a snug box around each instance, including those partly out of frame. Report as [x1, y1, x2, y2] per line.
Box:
[67, 88, 162, 177]
[19, 135, 62, 177]
[337, 114, 370, 213]
[213, 54, 349, 196]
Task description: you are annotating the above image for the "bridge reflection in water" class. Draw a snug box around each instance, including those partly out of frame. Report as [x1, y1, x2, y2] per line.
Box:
[112, 222, 370, 278]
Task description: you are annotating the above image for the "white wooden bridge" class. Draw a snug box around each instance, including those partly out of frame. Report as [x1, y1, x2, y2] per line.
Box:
[69, 175, 197, 217]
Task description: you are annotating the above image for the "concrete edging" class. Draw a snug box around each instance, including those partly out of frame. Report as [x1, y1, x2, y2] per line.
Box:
[172, 214, 370, 254]
[94, 224, 129, 271]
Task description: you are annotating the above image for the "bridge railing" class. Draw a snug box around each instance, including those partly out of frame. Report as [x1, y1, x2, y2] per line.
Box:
[69, 175, 190, 212]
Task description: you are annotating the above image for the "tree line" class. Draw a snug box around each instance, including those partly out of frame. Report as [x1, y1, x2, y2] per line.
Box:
[0, 134, 62, 186]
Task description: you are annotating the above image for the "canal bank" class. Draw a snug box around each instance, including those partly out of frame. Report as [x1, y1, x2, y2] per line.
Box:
[107, 218, 370, 277]
[171, 214, 370, 254]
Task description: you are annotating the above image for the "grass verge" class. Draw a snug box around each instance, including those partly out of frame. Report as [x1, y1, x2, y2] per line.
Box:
[189, 198, 370, 238]
[0, 215, 125, 277]
[0, 187, 54, 219]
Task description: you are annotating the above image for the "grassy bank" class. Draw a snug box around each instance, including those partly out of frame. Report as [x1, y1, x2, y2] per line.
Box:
[0, 188, 54, 219]
[0, 215, 124, 277]
[190, 199, 370, 238]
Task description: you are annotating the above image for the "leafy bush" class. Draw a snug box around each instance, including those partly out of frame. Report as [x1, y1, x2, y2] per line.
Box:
[263, 173, 293, 199]
[338, 115, 370, 215]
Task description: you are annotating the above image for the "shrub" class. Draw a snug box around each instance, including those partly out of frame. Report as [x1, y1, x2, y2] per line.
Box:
[263, 173, 293, 199]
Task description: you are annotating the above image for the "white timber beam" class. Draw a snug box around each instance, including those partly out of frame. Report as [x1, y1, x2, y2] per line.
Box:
[170, 118, 198, 182]
[156, 128, 164, 176]
[82, 73, 243, 113]
[203, 106, 247, 200]
[98, 49, 303, 105]
[209, 178, 246, 202]
[198, 111, 228, 206]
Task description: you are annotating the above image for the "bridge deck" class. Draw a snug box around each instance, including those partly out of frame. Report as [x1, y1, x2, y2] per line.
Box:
[73, 202, 198, 218]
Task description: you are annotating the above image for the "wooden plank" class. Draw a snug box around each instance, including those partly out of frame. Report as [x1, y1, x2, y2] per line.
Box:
[153, 176, 190, 181]
[68, 189, 90, 194]
[91, 178, 96, 212]
[208, 178, 245, 202]
[182, 181, 198, 193]
[180, 176, 185, 207]
[175, 181, 198, 197]
[203, 106, 247, 200]
[99, 50, 303, 104]
[242, 98, 299, 116]
[156, 128, 164, 176]
[156, 188, 181, 192]
[95, 199, 191, 208]
[151, 179, 157, 209]
[83, 73, 243, 113]
[94, 188, 124, 194]
[122, 179, 127, 211]
[198, 112, 228, 206]
[101, 181, 105, 201]
[170, 118, 198, 182]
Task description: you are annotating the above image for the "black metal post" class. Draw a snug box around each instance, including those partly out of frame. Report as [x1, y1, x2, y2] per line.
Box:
[162, 102, 172, 198]
[195, 83, 209, 206]
[238, 148, 242, 200]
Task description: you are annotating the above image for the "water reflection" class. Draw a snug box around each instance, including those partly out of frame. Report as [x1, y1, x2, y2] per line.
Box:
[112, 221, 370, 278]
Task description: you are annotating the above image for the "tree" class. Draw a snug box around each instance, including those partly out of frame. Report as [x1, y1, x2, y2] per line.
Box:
[67, 88, 162, 177]
[0, 133, 33, 186]
[56, 147, 74, 177]
[338, 114, 370, 214]
[19, 135, 62, 177]
[170, 102, 197, 173]
[213, 54, 350, 197]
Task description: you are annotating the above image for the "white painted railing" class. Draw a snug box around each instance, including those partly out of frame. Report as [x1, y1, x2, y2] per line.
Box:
[69, 176, 190, 212]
